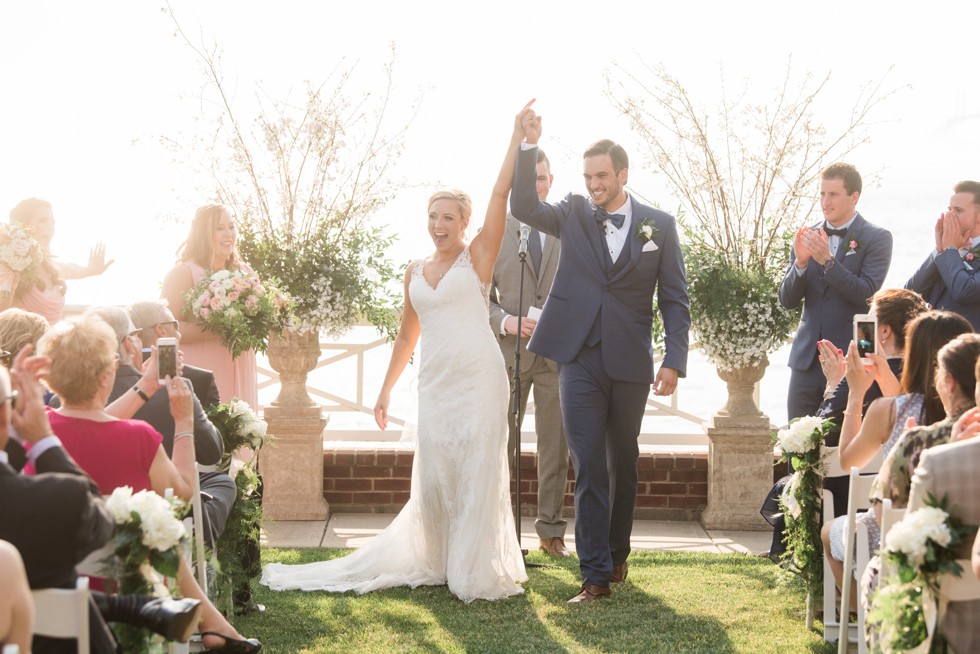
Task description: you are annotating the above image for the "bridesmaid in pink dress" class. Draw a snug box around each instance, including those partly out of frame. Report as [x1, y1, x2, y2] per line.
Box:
[161, 204, 258, 409]
[0, 198, 113, 324]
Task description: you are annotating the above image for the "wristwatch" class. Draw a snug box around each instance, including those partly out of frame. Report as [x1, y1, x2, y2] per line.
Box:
[822, 257, 836, 273]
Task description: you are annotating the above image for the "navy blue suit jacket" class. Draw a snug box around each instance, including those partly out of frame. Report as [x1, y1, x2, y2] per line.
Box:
[778, 214, 892, 372]
[510, 147, 690, 384]
[905, 249, 980, 330]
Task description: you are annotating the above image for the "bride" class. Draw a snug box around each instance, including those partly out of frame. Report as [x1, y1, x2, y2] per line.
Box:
[261, 103, 534, 602]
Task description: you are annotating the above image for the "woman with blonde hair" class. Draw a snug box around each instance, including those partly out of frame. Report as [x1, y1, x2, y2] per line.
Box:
[161, 204, 257, 408]
[0, 308, 49, 367]
[38, 315, 261, 652]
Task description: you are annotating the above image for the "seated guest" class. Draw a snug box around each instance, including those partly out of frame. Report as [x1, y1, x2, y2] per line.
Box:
[37, 315, 261, 653]
[0, 349, 204, 653]
[85, 304, 235, 550]
[763, 290, 929, 560]
[0, 539, 32, 653]
[130, 299, 264, 616]
[130, 300, 219, 407]
[821, 311, 972, 594]
[904, 428, 980, 652]
[0, 307, 50, 469]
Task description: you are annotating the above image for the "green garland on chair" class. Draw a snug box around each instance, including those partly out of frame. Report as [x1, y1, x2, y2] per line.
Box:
[205, 400, 272, 615]
[774, 416, 833, 600]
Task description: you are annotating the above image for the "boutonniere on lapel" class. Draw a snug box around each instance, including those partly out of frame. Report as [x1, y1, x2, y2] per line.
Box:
[962, 245, 980, 265]
[636, 219, 660, 252]
[844, 238, 862, 256]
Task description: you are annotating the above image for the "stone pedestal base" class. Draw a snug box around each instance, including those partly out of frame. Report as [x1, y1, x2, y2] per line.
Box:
[700, 413, 773, 531]
[261, 405, 329, 521]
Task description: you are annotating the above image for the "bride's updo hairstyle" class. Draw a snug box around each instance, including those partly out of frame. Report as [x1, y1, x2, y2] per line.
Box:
[428, 190, 472, 222]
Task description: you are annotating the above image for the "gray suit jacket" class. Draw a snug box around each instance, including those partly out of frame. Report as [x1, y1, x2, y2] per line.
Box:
[778, 214, 892, 371]
[489, 214, 560, 375]
[905, 249, 980, 330]
[907, 438, 980, 654]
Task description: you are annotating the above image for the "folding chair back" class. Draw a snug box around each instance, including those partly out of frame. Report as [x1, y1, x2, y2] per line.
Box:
[31, 576, 91, 654]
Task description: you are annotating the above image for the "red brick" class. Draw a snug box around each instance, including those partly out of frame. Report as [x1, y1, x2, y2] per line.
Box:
[673, 456, 696, 470]
[395, 452, 415, 466]
[670, 470, 706, 482]
[354, 451, 377, 465]
[668, 495, 706, 509]
[357, 466, 392, 479]
[334, 478, 372, 491]
[637, 455, 658, 470]
[390, 466, 414, 479]
[638, 469, 669, 482]
[333, 452, 356, 465]
[653, 454, 676, 470]
[635, 495, 669, 508]
[324, 492, 352, 504]
[687, 483, 708, 498]
[391, 492, 411, 504]
[323, 465, 352, 478]
[635, 482, 647, 495]
[373, 478, 410, 492]
[352, 492, 392, 504]
[375, 452, 398, 466]
[691, 455, 708, 470]
[649, 482, 687, 495]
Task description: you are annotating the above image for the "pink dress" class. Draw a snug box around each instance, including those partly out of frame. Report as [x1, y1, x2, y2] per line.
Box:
[0, 265, 65, 324]
[47, 409, 162, 495]
[174, 262, 259, 409]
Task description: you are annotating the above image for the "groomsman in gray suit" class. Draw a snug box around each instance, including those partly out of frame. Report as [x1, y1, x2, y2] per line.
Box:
[489, 148, 569, 558]
[905, 181, 980, 329]
[779, 163, 892, 420]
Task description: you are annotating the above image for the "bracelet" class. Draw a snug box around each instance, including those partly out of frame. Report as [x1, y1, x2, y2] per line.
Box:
[132, 385, 150, 402]
[174, 431, 193, 442]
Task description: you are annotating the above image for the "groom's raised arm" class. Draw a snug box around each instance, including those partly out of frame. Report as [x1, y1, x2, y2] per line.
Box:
[656, 217, 691, 378]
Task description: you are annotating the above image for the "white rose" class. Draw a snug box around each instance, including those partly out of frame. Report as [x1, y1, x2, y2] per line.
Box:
[212, 270, 231, 281]
[141, 509, 185, 551]
[105, 486, 135, 523]
[640, 225, 653, 239]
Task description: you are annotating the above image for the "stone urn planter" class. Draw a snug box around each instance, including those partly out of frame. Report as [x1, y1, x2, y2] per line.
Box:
[261, 328, 329, 520]
[701, 355, 774, 531]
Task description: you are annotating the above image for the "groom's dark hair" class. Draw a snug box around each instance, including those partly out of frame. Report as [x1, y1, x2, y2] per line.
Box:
[583, 139, 628, 174]
[536, 148, 551, 172]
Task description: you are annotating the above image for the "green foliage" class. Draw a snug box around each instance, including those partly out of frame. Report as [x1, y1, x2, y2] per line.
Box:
[238, 548, 834, 653]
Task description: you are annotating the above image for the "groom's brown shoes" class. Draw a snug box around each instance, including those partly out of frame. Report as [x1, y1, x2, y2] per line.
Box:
[611, 561, 629, 583]
[567, 584, 611, 604]
[539, 537, 571, 558]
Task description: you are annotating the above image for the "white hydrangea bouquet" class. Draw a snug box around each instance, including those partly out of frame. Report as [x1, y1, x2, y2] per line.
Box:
[0, 223, 45, 298]
[205, 398, 271, 473]
[184, 263, 290, 358]
[774, 416, 832, 599]
[868, 494, 971, 653]
[103, 487, 188, 652]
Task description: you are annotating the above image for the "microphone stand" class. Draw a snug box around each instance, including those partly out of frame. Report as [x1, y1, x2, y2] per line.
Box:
[511, 241, 545, 569]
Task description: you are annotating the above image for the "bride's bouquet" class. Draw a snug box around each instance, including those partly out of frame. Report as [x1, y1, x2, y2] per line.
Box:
[184, 264, 290, 358]
[0, 223, 45, 298]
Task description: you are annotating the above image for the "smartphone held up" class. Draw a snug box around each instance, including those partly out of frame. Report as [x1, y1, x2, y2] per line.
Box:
[156, 337, 178, 382]
[853, 314, 877, 362]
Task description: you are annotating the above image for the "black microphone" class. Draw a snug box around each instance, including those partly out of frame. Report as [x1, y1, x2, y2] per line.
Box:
[518, 225, 530, 260]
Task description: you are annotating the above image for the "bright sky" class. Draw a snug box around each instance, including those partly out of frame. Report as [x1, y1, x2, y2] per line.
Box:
[2, 0, 979, 307]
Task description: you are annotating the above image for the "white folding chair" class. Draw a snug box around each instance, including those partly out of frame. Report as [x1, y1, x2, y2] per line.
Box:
[837, 467, 878, 654]
[31, 576, 91, 654]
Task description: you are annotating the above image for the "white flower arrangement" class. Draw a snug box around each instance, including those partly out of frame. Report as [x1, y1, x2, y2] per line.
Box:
[884, 506, 953, 569]
[0, 223, 44, 272]
[693, 285, 791, 372]
[105, 486, 186, 554]
[776, 415, 826, 456]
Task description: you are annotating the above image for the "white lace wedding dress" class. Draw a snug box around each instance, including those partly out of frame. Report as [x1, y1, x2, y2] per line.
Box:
[261, 248, 527, 602]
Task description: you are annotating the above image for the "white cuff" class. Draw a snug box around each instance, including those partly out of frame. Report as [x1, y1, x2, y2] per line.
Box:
[26, 435, 63, 465]
[520, 142, 537, 151]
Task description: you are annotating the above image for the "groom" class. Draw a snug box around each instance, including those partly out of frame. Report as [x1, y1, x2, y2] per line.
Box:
[511, 109, 690, 603]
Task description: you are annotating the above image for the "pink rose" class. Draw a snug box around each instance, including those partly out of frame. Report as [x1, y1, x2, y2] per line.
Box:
[245, 295, 259, 309]
[228, 291, 240, 301]
[209, 296, 223, 310]
[849, 240, 857, 250]
[199, 308, 210, 319]
[968, 253, 975, 262]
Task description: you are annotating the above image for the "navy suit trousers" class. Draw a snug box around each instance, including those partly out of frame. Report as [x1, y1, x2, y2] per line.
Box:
[559, 343, 650, 587]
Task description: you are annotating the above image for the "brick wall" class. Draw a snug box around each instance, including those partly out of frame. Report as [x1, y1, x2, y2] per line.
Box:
[323, 447, 718, 521]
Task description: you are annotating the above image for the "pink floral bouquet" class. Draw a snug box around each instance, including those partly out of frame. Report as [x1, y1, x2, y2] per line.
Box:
[0, 223, 46, 298]
[184, 264, 290, 358]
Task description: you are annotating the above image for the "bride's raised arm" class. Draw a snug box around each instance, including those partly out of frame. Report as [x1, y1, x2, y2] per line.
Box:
[469, 100, 536, 283]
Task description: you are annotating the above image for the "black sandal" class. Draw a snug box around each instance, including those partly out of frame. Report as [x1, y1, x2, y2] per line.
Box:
[201, 631, 262, 654]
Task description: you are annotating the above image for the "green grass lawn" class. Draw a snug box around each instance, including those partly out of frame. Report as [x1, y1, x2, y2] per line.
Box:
[234, 548, 835, 654]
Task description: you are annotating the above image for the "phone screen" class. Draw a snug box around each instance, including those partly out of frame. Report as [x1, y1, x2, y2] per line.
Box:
[856, 321, 876, 358]
[158, 345, 178, 379]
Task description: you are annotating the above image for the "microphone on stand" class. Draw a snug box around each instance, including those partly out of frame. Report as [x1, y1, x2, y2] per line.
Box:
[518, 225, 530, 261]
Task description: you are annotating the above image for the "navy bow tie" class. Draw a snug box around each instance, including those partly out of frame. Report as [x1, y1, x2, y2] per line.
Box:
[595, 207, 626, 230]
[825, 227, 847, 238]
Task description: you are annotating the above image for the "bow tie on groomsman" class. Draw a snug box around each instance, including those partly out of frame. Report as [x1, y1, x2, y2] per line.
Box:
[824, 227, 848, 238]
[594, 206, 626, 230]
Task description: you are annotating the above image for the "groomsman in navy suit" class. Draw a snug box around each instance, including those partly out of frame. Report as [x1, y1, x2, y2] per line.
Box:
[779, 163, 892, 421]
[905, 181, 980, 329]
[511, 108, 690, 603]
